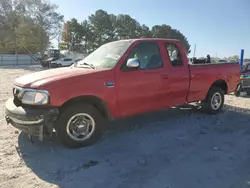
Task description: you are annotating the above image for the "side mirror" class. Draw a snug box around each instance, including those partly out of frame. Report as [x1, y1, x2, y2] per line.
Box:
[126, 58, 140, 68]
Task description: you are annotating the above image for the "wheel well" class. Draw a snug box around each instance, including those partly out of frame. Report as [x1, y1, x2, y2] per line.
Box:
[211, 79, 228, 94]
[59, 96, 110, 119]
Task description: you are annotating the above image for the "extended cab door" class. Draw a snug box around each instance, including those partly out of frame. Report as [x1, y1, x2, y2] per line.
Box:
[155, 41, 190, 108]
[115, 41, 165, 117]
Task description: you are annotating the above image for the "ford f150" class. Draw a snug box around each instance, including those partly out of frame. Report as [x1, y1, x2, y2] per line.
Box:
[5, 38, 240, 148]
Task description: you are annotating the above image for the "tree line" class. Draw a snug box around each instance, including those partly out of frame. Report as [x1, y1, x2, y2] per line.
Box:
[60, 9, 191, 54]
[0, 0, 63, 55]
[0, 1, 191, 56]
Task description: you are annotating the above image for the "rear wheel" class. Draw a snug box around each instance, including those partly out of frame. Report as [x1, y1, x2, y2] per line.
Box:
[58, 64, 62, 67]
[56, 104, 103, 148]
[201, 86, 224, 114]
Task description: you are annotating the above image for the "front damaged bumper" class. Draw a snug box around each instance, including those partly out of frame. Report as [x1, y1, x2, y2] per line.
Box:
[5, 98, 59, 141]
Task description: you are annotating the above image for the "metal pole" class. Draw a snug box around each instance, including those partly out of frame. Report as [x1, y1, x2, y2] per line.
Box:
[240, 49, 244, 70]
[193, 44, 196, 58]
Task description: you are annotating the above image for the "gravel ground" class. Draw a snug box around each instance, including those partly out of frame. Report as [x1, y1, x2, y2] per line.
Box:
[1, 65, 250, 188]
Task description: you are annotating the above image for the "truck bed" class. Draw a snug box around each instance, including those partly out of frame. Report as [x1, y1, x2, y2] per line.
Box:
[187, 62, 240, 103]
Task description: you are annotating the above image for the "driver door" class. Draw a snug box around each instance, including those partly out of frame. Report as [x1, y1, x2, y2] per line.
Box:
[116, 41, 164, 117]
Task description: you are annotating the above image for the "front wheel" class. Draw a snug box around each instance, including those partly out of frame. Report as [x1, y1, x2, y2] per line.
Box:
[56, 104, 103, 148]
[201, 86, 224, 114]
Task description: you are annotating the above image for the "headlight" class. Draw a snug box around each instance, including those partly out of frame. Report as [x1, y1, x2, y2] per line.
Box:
[19, 89, 49, 105]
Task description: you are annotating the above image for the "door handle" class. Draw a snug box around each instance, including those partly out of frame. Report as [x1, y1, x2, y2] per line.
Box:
[161, 75, 168, 79]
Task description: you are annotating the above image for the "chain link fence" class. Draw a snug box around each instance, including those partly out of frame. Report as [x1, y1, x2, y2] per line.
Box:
[0, 54, 40, 65]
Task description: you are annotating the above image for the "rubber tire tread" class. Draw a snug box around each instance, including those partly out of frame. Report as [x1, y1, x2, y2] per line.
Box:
[201, 86, 224, 115]
[56, 104, 103, 148]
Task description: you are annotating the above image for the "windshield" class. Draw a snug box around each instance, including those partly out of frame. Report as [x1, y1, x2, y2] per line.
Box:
[76, 40, 132, 69]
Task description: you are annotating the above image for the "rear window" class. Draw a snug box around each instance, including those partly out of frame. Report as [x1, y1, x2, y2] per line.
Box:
[165, 43, 183, 66]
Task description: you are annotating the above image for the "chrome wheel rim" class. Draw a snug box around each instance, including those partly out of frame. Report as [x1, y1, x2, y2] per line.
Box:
[211, 92, 222, 110]
[66, 113, 95, 142]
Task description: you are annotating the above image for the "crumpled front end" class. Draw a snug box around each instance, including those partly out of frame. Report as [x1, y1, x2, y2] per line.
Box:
[5, 94, 59, 141]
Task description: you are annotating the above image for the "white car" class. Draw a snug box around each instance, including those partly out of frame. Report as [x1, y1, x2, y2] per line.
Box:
[51, 58, 75, 67]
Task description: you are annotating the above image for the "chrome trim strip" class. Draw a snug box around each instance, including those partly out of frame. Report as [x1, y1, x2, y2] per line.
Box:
[13, 85, 50, 95]
[13, 85, 50, 105]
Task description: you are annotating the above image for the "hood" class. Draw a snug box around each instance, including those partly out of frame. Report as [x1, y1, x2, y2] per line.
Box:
[14, 67, 104, 88]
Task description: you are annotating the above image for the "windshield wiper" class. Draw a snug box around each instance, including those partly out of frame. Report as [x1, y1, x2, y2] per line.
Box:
[78, 62, 95, 69]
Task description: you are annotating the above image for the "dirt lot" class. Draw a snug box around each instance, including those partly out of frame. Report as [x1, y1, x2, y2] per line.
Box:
[1, 65, 250, 188]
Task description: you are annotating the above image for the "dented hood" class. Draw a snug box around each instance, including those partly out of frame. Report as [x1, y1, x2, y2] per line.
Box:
[14, 67, 101, 88]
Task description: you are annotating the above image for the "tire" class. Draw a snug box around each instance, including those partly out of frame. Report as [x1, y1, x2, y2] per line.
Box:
[201, 86, 224, 114]
[58, 64, 62, 67]
[56, 104, 103, 148]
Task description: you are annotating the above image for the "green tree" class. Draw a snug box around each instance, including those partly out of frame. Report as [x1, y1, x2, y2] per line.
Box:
[80, 20, 95, 53]
[20, 0, 64, 55]
[0, 0, 62, 54]
[88, 9, 115, 47]
[59, 9, 190, 54]
[138, 24, 152, 38]
[0, 0, 24, 53]
[115, 14, 141, 39]
[17, 17, 49, 53]
[62, 19, 83, 51]
[152, 24, 190, 53]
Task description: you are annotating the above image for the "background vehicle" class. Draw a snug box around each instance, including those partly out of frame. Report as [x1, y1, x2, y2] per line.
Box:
[74, 58, 83, 63]
[5, 38, 240, 148]
[234, 62, 250, 96]
[40, 49, 61, 68]
[218, 59, 228, 63]
[51, 58, 75, 67]
[228, 59, 238, 63]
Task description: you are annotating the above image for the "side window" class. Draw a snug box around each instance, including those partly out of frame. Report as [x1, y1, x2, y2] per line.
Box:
[122, 42, 163, 70]
[165, 43, 183, 66]
[64, 58, 72, 61]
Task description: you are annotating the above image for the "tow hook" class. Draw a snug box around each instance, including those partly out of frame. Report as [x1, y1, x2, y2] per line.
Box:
[5, 116, 10, 125]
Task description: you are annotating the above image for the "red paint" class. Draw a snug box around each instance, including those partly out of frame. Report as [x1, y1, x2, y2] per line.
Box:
[14, 39, 240, 119]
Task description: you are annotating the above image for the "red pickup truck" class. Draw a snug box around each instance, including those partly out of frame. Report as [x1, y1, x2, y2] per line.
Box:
[5, 38, 240, 148]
